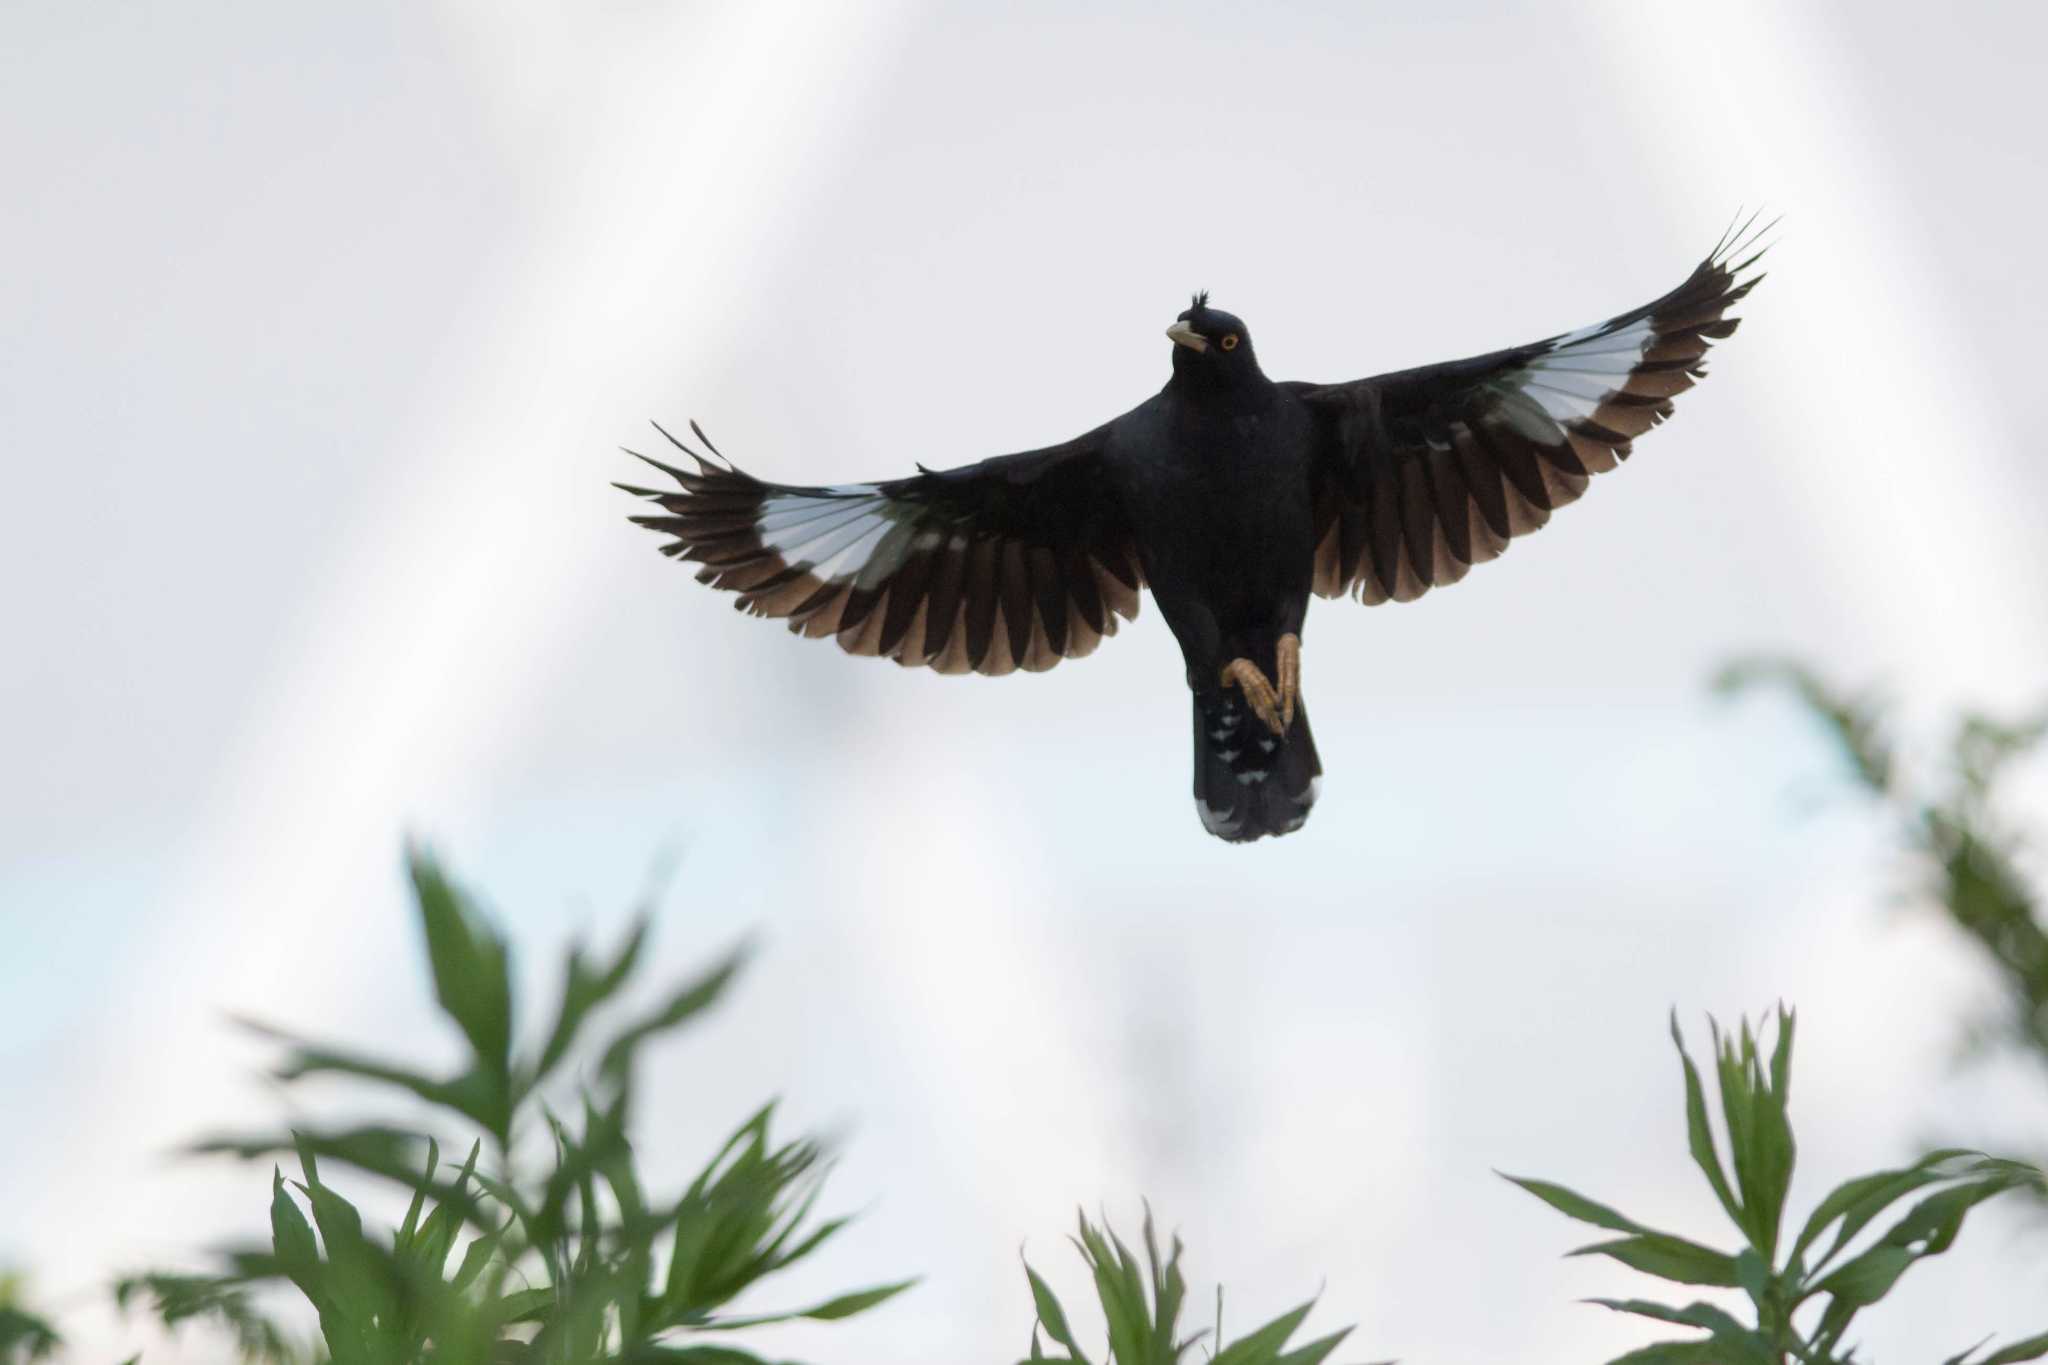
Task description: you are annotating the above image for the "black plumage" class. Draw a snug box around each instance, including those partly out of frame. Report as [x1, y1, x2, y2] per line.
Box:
[619, 220, 1768, 841]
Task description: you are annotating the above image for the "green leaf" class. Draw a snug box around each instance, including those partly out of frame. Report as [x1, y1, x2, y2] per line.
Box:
[414, 1141, 489, 1276]
[449, 1219, 508, 1291]
[694, 1278, 918, 1330]
[1750, 1007, 1798, 1259]
[1502, 1175, 1656, 1236]
[1981, 1331, 2048, 1365]
[1787, 1149, 1977, 1270]
[1274, 1325, 1355, 1365]
[393, 1135, 438, 1253]
[1211, 1298, 1314, 1365]
[1808, 1175, 2026, 1346]
[0, 1305, 62, 1361]
[269, 1167, 321, 1294]
[1732, 1247, 1771, 1310]
[1671, 1013, 1744, 1232]
[409, 847, 515, 1086]
[1570, 1236, 1740, 1287]
[1605, 1342, 1728, 1365]
[1025, 1261, 1092, 1365]
[1816, 1242, 1915, 1306]
[227, 1024, 486, 1129]
[597, 944, 747, 1086]
[532, 917, 649, 1085]
[617, 1345, 794, 1364]
[1588, 1297, 1759, 1339]
[1712, 1015, 1796, 1262]
[1142, 1207, 1186, 1351]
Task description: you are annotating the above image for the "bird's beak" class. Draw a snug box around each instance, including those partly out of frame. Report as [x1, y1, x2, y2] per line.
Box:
[1165, 320, 1209, 353]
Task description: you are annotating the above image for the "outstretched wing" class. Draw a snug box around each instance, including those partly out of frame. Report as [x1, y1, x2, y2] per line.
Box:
[618, 422, 1144, 675]
[1296, 218, 1768, 605]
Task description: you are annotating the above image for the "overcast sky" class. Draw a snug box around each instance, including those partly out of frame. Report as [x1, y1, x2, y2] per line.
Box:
[5, 2, 2048, 1361]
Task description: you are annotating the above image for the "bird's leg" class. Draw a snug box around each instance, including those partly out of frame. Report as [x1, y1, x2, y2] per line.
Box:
[1220, 657, 1286, 736]
[1276, 633, 1300, 730]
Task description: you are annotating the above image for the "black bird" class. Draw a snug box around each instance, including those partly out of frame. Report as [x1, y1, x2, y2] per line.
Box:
[620, 220, 1767, 841]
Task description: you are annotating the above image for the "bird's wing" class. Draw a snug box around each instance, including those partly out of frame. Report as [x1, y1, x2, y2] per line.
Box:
[618, 421, 1144, 675]
[1293, 218, 1768, 605]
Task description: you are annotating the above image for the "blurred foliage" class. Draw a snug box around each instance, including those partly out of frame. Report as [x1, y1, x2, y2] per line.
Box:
[116, 846, 911, 1364]
[1719, 660, 2048, 1139]
[13, 798, 2044, 1360]
[1016, 1208, 1375, 1365]
[0, 1272, 62, 1364]
[1511, 1006, 2047, 1364]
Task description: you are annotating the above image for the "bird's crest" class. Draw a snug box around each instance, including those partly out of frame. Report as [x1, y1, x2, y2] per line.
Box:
[1189, 289, 1210, 311]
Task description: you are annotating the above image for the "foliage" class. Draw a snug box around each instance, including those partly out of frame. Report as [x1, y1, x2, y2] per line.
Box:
[119, 846, 912, 1364]
[0, 1272, 63, 1365]
[1509, 1006, 2047, 1364]
[1717, 659, 2048, 1070]
[1015, 1208, 1374, 1365]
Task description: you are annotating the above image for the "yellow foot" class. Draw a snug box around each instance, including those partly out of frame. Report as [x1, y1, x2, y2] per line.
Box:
[1221, 656, 1286, 736]
[1276, 633, 1300, 730]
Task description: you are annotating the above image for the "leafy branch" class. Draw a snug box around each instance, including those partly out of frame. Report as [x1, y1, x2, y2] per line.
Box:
[1017, 1207, 1377, 1365]
[120, 847, 911, 1364]
[1509, 1006, 2046, 1364]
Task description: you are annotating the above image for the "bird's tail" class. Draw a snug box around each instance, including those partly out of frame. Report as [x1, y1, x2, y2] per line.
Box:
[1191, 689, 1322, 842]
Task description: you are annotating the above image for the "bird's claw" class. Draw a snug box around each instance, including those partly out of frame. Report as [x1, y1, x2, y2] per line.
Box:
[1221, 657, 1287, 736]
[1276, 633, 1300, 730]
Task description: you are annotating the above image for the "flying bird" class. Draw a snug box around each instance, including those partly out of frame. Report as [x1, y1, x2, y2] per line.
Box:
[619, 219, 1767, 842]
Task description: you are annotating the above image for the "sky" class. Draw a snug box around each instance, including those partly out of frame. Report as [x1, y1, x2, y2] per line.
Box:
[4, 1, 2047, 1360]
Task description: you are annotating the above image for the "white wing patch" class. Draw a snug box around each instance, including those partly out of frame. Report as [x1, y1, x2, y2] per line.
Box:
[1516, 316, 1659, 429]
[754, 487, 912, 586]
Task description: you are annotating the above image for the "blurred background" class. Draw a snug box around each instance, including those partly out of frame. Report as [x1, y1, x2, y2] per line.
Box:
[5, 0, 2046, 1359]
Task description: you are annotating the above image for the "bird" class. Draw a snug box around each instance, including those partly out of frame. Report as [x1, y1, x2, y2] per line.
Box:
[618, 217, 1768, 842]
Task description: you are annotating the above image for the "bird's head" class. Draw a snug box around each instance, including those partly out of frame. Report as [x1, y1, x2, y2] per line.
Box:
[1165, 292, 1262, 388]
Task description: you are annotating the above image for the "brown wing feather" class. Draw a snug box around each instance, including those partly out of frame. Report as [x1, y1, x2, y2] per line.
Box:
[618, 422, 1144, 676]
[1298, 218, 1768, 605]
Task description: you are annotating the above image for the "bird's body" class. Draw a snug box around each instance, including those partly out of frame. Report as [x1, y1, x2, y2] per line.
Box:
[621, 221, 1768, 841]
[1110, 376, 1315, 678]
[1108, 360, 1327, 837]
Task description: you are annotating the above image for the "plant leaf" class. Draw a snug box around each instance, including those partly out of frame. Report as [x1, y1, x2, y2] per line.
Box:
[1502, 1175, 1659, 1236]
[1981, 1331, 2048, 1365]
[693, 1279, 918, 1331]
[1025, 1261, 1092, 1365]
[598, 944, 748, 1085]
[1569, 1236, 1740, 1288]
[532, 917, 650, 1085]
[1671, 1013, 1744, 1232]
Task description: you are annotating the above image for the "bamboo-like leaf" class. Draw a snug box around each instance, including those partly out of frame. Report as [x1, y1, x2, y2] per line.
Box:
[0, 1306, 62, 1362]
[1211, 1298, 1315, 1365]
[1025, 1261, 1092, 1365]
[532, 917, 650, 1086]
[1588, 1297, 1760, 1340]
[1787, 1149, 1977, 1271]
[1570, 1235, 1740, 1287]
[269, 1168, 322, 1297]
[1980, 1331, 2048, 1364]
[1605, 1341, 1730, 1365]
[598, 944, 749, 1085]
[1502, 1175, 1660, 1236]
[692, 1278, 917, 1331]
[394, 1136, 438, 1253]
[1671, 1013, 1744, 1232]
[1274, 1325, 1355, 1365]
[409, 848, 515, 1091]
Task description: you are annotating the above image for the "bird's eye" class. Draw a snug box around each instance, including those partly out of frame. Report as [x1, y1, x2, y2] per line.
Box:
[1220, 333, 1240, 351]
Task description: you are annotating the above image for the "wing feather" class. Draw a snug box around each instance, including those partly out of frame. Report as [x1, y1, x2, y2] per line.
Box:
[621, 424, 1142, 675]
[1298, 221, 1767, 606]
